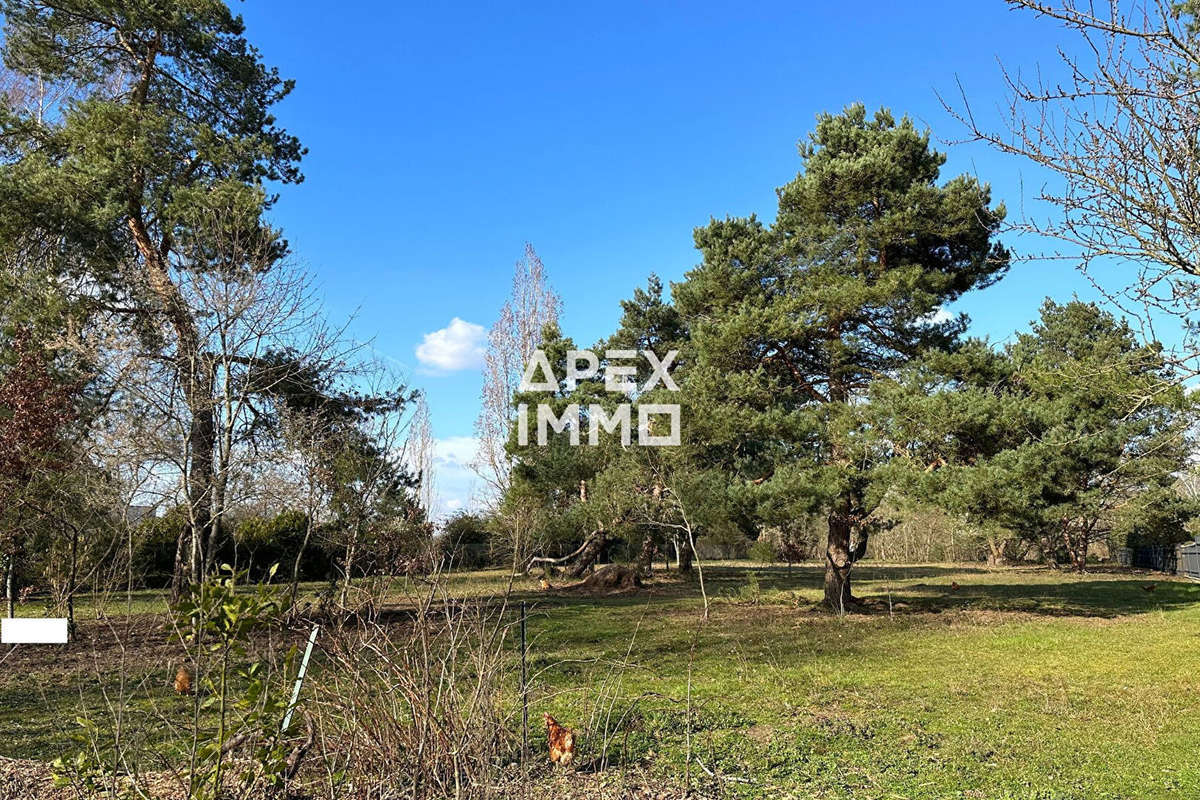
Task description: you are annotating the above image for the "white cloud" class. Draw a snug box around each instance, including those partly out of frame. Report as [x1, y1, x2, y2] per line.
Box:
[415, 318, 486, 372]
[430, 436, 480, 521]
[435, 435, 479, 467]
[923, 307, 955, 325]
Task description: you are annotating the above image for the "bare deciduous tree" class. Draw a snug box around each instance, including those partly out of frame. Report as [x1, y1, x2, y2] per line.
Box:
[952, 0, 1200, 369]
[473, 244, 560, 569]
[264, 408, 335, 606]
[408, 395, 437, 517]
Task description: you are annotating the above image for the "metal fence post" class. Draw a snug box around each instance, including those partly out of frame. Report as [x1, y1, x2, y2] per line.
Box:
[282, 624, 319, 733]
[520, 600, 528, 761]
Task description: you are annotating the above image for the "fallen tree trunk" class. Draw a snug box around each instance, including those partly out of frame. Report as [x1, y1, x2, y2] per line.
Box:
[568, 564, 642, 592]
[526, 528, 606, 575]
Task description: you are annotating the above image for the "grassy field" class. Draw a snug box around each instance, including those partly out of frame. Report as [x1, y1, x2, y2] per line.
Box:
[2, 562, 1199, 799]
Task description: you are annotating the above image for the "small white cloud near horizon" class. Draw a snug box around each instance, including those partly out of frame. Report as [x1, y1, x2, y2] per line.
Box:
[430, 436, 481, 521]
[415, 318, 486, 372]
[435, 435, 480, 467]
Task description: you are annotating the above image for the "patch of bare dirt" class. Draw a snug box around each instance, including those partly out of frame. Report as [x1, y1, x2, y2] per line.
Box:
[490, 765, 718, 799]
[0, 757, 68, 800]
[0, 613, 180, 681]
[0, 758, 710, 800]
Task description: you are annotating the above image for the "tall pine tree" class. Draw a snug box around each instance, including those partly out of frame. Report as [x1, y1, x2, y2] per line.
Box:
[877, 301, 1196, 569]
[675, 106, 1008, 608]
[0, 0, 303, 595]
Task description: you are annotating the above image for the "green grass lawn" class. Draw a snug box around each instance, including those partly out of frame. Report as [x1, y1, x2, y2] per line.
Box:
[3, 562, 1199, 799]
[527, 565, 1200, 798]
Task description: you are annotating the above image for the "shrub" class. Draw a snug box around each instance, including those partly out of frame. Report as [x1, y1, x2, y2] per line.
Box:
[440, 511, 494, 569]
[748, 539, 777, 564]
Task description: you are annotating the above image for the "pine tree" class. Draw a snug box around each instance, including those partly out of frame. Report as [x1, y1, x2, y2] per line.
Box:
[0, 0, 303, 595]
[675, 105, 1009, 608]
[879, 301, 1196, 570]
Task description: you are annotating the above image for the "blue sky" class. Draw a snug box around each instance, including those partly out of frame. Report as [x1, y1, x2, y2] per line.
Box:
[238, 0, 1100, 515]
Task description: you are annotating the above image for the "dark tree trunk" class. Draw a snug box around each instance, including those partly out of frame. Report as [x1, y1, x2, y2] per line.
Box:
[824, 374, 856, 610]
[824, 506, 853, 611]
[678, 535, 694, 574]
[1062, 522, 1089, 573]
[567, 531, 608, 579]
[67, 523, 78, 637]
[185, 386, 216, 583]
[128, 202, 216, 589]
[637, 534, 657, 575]
[1068, 534, 1088, 573]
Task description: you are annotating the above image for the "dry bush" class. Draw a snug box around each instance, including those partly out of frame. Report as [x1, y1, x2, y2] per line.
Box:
[310, 580, 519, 800]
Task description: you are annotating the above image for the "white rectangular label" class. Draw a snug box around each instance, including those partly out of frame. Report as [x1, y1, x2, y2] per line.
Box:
[1, 618, 69, 644]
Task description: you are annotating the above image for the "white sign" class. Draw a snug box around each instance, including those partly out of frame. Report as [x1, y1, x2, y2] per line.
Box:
[1, 617, 69, 644]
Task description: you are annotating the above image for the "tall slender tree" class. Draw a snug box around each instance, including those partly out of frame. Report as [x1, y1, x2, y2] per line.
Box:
[409, 396, 437, 516]
[0, 0, 304, 594]
[473, 244, 559, 569]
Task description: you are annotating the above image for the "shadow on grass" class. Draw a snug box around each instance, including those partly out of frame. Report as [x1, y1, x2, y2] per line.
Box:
[865, 578, 1200, 618]
[517, 563, 1200, 620]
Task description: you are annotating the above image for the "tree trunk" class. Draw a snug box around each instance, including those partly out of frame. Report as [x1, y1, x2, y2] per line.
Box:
[204, 469, 227, 577]
[67, 523, 78, 636]
[1073, 547, 1088, 572]
[1062, 522, 1088, 573]
[824, 371, 855, 609]
[824, 505, 853, 611]
[678, 535, 694, 574]
[566, 531, 608, 579]
[4, 553, 13, 619]
[340, 518, 362, 608]
[637, 533, 657, 575]
[289, 516, 315, 608]
[185, 381, 216, 583]
[985, 536, 1006, 566]
[127, 209, 216, 589]
[1068, 533, 1088, 572]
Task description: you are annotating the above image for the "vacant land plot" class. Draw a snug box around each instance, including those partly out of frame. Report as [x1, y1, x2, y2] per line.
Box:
[2, 563, 1198, 799]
